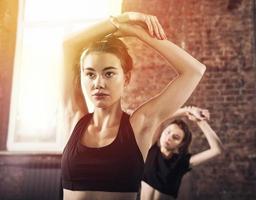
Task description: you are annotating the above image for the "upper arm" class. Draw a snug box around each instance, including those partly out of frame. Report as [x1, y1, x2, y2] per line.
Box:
[60, 42, 88, 114]
[59, 44, 88, 142]
[130, 70, 204, 144]
[189, 148, 222, 167]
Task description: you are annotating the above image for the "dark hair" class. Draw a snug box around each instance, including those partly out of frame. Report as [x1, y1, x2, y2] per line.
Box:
[80, 35, 133, 75]
[160, 119, 192, 154]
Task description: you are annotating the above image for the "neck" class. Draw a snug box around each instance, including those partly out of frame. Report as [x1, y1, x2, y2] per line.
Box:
[160, 147, 174, 159]
[93, 100, 123, 129]
[157, 142, 174, 159]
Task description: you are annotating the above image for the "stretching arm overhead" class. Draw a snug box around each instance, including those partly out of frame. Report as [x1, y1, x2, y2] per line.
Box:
[174, 106, 223, 167]
[189, 119, 223, 167]
[111, 13, 207, 156]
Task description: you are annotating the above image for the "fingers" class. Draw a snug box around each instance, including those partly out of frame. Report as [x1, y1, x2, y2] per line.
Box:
[149, 16, 161, 39]
[187, 106, 210, 121]
[197, 110, 210, 121]
[149, 15, 167, 40]
[142, 14, 166, 40]
[154, 16, 167, 40]
[145, 17, 153, 36]
[201, 110, 210, 120]
[119, 12, 167, 40]
[187, 113, 197, 122]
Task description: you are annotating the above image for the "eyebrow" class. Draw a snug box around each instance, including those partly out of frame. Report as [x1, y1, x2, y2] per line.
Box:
[83, 66, 118, 71]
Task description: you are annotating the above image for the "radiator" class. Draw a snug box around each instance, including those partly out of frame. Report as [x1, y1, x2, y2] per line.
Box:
[0, 153, 62, 200]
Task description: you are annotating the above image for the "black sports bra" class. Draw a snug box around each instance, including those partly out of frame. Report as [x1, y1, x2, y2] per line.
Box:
[61, 112, 144, 192]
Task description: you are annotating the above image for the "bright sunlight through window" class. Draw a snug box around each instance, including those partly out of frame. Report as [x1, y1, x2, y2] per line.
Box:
[7, 0, 122, 152]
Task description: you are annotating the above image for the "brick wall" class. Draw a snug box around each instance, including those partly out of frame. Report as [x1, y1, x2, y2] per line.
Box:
[122, 0, 256, 199]
[0, 0, 255, 199]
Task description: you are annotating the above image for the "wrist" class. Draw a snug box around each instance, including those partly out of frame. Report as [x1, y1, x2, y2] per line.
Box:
[196, 119, 206, 125]
[182, 106, 190, 116]
[109, 16, 119, 30]
[171, 107, 187, 118]
[180, 107, 189, 116]
[115, 13, 128, 23]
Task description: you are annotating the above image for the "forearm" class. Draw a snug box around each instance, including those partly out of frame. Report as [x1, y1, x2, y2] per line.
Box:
[171, 107, 188, 118]
[60, 81, 88, 118]
[196, 120, 223, 153]
[189, 120, 223, 167]
[60, 60, 85, 110]
[63, 18, 117, 50]
[136, 32, 206, 76]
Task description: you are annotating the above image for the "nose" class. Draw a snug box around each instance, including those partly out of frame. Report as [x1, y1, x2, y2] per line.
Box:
[94, 75, 105, 89]
[167, 134, 174, 142]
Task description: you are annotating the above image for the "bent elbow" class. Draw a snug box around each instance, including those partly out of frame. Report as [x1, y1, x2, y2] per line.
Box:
[183, 64, 206, 80]
[197, 64, 206, 77]
[215, 149, 222, 156]
[213, 146, 223, 157]
[200, 64, 207, 75]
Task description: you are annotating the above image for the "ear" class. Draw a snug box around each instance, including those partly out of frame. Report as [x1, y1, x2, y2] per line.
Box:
[124, 72, 131, 86]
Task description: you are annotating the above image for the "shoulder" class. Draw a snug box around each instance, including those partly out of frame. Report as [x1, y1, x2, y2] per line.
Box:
[75, 112, 92, 125]
[69, 112, 92, 137]
[177, 153, 192, 172]
[177, 153, 191, 163]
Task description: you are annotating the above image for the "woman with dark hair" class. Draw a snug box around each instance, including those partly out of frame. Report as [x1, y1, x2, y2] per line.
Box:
[141, 106, 223, 200]
[60, 12, 206, 200]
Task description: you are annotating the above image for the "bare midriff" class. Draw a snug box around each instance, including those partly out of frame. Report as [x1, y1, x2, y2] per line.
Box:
[63, 189, 137, 200]
[140, 181, 175, 200]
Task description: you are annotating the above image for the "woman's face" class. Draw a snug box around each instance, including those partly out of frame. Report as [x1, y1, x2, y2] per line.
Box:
[159, 123, 185, 151]
[81, 52, 127, 108]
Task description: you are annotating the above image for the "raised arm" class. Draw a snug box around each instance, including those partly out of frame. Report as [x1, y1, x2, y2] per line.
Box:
[189, 120, 223, 167]
[60, 12, 161, 126]
[113, 13, 207, 153]
[185, 106, 223, 167]
[131, 26, 206, 125]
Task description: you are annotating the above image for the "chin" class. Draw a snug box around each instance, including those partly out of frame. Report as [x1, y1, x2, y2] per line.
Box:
[94, 100, 116, 109]
[164, 144, 177, 151]
[94, 103, 109, 109]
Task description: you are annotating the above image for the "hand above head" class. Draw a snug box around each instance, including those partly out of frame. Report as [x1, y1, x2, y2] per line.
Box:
[112, 12, 167, 40]
[111, 22, 148, 38]
[185, 106, 210, 122]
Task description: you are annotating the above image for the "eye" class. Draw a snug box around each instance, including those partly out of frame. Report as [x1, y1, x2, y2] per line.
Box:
[105, 71, 115, 78]
[85, 72, 96, 79]
[172, 134, 181, 140]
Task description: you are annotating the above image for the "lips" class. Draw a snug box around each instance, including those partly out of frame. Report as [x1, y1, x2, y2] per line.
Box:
[92, 91, 110, 100]
[93, 92, 109, 97]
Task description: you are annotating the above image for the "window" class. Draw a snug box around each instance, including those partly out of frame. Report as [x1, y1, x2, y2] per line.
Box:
[7, 0, 122, 152]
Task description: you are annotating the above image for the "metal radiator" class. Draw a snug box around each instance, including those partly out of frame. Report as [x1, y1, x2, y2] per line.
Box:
[0, 153, 62, 200]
